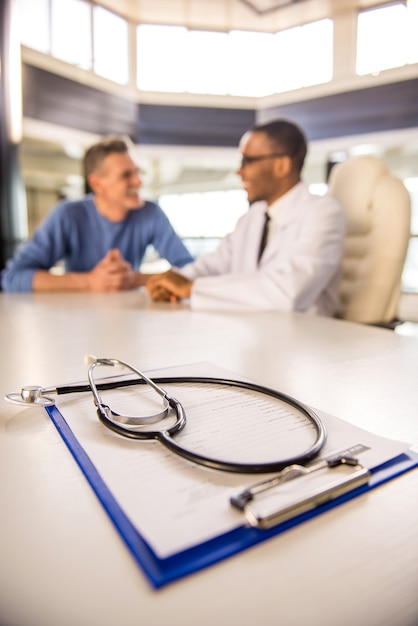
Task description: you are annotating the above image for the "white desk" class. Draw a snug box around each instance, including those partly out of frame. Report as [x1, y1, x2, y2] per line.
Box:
[1, 291, 417, 626]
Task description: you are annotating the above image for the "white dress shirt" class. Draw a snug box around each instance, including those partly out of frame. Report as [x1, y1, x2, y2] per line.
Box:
[178, 181, 346, 315]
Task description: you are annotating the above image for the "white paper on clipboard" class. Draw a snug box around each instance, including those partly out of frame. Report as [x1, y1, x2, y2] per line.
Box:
[53, 362, 410, 558]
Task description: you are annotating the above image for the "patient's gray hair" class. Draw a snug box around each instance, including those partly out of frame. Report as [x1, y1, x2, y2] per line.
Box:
[83, 138, 129, 179]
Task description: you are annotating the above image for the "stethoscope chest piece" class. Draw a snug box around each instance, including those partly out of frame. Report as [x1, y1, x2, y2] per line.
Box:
[6, 385, 56, 407]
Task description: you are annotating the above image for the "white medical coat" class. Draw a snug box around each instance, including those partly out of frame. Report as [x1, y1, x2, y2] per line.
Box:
[179, 182, 346, 315]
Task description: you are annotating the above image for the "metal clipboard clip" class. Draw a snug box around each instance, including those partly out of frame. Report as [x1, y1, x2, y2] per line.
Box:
[230, 455, 370, 529]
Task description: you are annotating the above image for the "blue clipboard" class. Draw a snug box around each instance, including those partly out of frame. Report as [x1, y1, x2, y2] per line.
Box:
[46, 404, 418, 589]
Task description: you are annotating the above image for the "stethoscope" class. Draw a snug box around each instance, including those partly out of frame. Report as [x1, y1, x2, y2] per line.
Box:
[5, 356, 327, 474]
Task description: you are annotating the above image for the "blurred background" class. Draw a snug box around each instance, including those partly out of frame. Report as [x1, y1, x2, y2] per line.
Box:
[1, 0, 417, 318]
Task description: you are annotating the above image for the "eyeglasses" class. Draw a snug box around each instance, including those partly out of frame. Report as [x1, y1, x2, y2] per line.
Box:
[239, 153, 288, 168]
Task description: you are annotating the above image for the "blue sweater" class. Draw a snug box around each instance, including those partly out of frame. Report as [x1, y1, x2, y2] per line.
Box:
[1, 196, 193, 292]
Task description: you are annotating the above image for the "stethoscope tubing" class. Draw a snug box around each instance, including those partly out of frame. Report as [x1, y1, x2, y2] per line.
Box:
[6, 372, 327, 474]
[57, 375, 327, 474]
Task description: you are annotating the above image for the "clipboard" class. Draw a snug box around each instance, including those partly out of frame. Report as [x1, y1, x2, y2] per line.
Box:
[46, 402, 418, 589]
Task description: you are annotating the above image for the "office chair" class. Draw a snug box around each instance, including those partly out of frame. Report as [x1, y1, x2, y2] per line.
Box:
[327, 155, 411, 327]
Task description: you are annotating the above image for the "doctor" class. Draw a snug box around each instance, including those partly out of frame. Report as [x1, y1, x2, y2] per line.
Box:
[146, 119, 346, 316]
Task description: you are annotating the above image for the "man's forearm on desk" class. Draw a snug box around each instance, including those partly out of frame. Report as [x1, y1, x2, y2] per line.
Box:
[32, 269, 153, 291]
[32, 270, 91, 291]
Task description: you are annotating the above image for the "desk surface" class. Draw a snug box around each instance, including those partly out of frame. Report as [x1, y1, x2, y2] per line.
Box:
[1, 291, 417, 626]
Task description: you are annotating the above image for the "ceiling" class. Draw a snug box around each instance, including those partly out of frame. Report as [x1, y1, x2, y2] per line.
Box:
[237, 0, 307, 14]
[98, 0, 384, 31]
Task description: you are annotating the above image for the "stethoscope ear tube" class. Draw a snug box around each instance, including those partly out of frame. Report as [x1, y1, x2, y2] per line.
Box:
[96, 395, 186, 440]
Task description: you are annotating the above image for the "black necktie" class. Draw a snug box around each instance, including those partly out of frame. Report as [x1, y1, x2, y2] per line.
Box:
[257, 212, 270, 263]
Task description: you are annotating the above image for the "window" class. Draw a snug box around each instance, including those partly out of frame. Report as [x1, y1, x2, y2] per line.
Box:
[160, 189, 248, 238]
[227, 30, 275, 97]
[159, 190, 248, 256]
[403, 239, 418, 292]
[402, 177, 418, 293]
[356, 1, 418, 75]
[136, 21, 333, 97]
[18, 0, 50, 53]
[274, 19, 333, 93]
[93, 6, 129, 84]
[137, 25, 188, 92]
[18, 3, 334, 96]
[187, 30, 230, 95]
[18, 0, 128, 85]
[156, 182, 329, 259]
[51, 0, 91, 70]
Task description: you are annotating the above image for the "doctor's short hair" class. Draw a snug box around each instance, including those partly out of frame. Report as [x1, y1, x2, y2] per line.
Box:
[83, 137, 129, 181]
[252, 119, 307, 173]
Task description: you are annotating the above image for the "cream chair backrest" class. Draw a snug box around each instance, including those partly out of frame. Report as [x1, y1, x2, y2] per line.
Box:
[327, 155, 411, 324]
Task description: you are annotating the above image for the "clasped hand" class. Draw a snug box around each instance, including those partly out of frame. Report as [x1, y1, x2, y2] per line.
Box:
[88, 249, 136, 291]
[146, 269, 193, 302]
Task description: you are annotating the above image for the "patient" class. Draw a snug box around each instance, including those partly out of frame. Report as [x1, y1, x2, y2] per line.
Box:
[1, 138, 193, 292]
[146, 119, 346, 315]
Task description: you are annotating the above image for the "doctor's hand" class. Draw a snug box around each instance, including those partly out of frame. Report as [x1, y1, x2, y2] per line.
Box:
[146, 270, 193, 302]
[87, 249, 136, 292]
